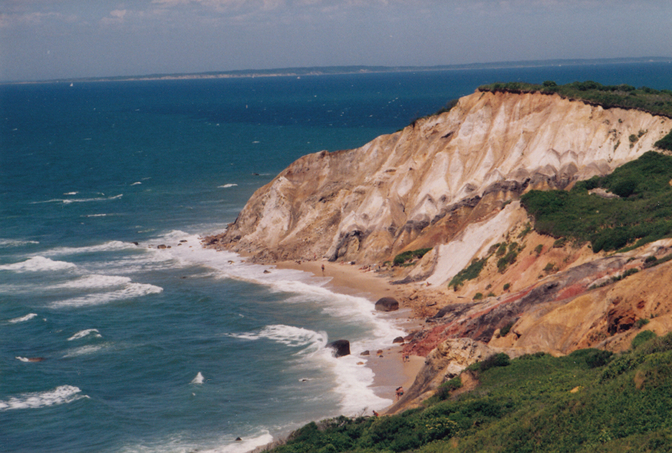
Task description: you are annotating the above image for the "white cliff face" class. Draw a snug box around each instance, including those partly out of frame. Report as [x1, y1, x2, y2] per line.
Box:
[212, 90, 672, 270]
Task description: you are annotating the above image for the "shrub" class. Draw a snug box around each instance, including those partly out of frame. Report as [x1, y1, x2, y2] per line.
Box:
[500, 321, 515, 337]
[655, 130, 672, 151]
[635, 318, 651, 329]
[552, 238, 567, 248]
[436, 376, 463, 400]
[503, 283, 511, 291]
[497, 250, 518, 272]
[468, 353, 511, 372]
[393, 248, 432, 266]
[449, 257, 488, 289]
[534, 244, 543, 255]
[632, 330, 657, 349]
[473, 292, 483, 300]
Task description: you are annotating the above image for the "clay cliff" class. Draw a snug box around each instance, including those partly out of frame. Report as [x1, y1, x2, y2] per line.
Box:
[206, 90, 671, 284]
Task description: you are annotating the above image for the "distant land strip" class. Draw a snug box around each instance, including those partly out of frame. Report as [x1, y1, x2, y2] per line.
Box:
[5, 57, 672, 85]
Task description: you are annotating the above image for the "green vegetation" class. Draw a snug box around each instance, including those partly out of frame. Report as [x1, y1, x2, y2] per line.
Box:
[449, 257, 488, 290]
[268, 333, 672, 453]
[502, 283, 511, 291]
[499, 321, 514, 337]
[393, 248, 432, 266]
[656, 132, 672, 152]
[478, 80, 672, 118]
[635, 319, 651, 329]
[472, 292, 483, 301]
[643, 253, 672, 269]
[496, 242, 520, 273]
[632, 330, 657, 349]
[521, 151, 672, 253]
[478, 81, 672, 151]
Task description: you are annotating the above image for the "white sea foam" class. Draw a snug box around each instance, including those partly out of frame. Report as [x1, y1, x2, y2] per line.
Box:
[32, 194, 123, 204]
[190, 372, 204, 384]
[0, 256, 77, 272]
[67, 329, 102, 341]
[52, 275, 131, 289]
[15, 357, 34, 362]
[8, 313, 38, 323]
[117, 431, 274, 453]
[0, 238, 39, 247]
[229, 325, 327, 352]
[0, 385, 88, 411]
[131, 182, 142, 186]
[64, 191, 79, 195]
[63, 344, 107, 357]
[218, 183, 238, 188]
[42, 240, 136, 256]
[51, 283, 163, 308]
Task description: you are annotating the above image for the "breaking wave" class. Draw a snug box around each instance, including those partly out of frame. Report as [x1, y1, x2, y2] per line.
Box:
[8, 313, 38, 323]
[0, 386, 89, 411]
[0, 256, 77, 272]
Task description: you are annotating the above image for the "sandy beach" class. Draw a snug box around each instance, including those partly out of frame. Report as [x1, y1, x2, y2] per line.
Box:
[275, 260, 425, 409]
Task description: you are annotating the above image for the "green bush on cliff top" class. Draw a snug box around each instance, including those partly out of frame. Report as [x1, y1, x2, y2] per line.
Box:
[268, 333, 672, 453]
[521, 151, 672, 252]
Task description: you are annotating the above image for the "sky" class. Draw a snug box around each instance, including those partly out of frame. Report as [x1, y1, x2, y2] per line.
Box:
[1, 0, 671, 82]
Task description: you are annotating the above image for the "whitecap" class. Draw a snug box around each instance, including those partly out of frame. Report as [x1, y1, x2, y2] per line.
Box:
[63, 192, 78, 195]
[67, 329, 102, 341]
[218, 183, 238, 189]
[62, 194, 122, 204]
[0, 385, 88, 411]
[51, 275, 131, 289]
[32, 194, 123, 204]
[0, 239, 39, 248]
[42, 240, 136, 256]
[191, 372, 204, 384]
[50, 283, 163, 308]
[8, 313, 38, 323]
[130, 182, 142, 186]
[62, 344, 106, 357]
[0, 256, 77, 272]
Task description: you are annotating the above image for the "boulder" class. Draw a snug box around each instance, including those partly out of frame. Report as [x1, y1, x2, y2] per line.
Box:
[393, 336, 405, 344]
[327, 340, 350, 358]
[360, 350, 370, 356]
[375, 297, 399, 312]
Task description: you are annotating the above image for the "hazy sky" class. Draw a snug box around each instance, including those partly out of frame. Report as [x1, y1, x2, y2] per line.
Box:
[1, 0, 671, 82]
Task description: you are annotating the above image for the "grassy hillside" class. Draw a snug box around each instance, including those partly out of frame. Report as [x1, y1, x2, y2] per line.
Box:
[267, 332, 672, 453]
[521, 151, 672, 252]
[477, 81, 672, 151]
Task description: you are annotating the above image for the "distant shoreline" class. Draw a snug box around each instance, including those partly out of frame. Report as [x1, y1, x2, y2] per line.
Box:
[4, 57, 671, 86]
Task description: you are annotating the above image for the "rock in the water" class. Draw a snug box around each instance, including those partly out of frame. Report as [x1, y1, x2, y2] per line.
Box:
[328, 339, 350, 357]
[375, 297, 399, 312]
[393, 336, 405, 344]
[360, 350, 370, 356]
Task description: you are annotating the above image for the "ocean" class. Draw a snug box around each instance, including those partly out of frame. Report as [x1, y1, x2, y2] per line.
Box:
[1, 62, 671, 453]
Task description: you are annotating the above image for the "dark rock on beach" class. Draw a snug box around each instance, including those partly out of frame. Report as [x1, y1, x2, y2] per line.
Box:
[375, 297, 399, 312]
[327, 339, 350, 357]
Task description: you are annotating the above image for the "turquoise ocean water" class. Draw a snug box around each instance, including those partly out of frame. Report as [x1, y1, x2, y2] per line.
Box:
[1, 63, 671, 452]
